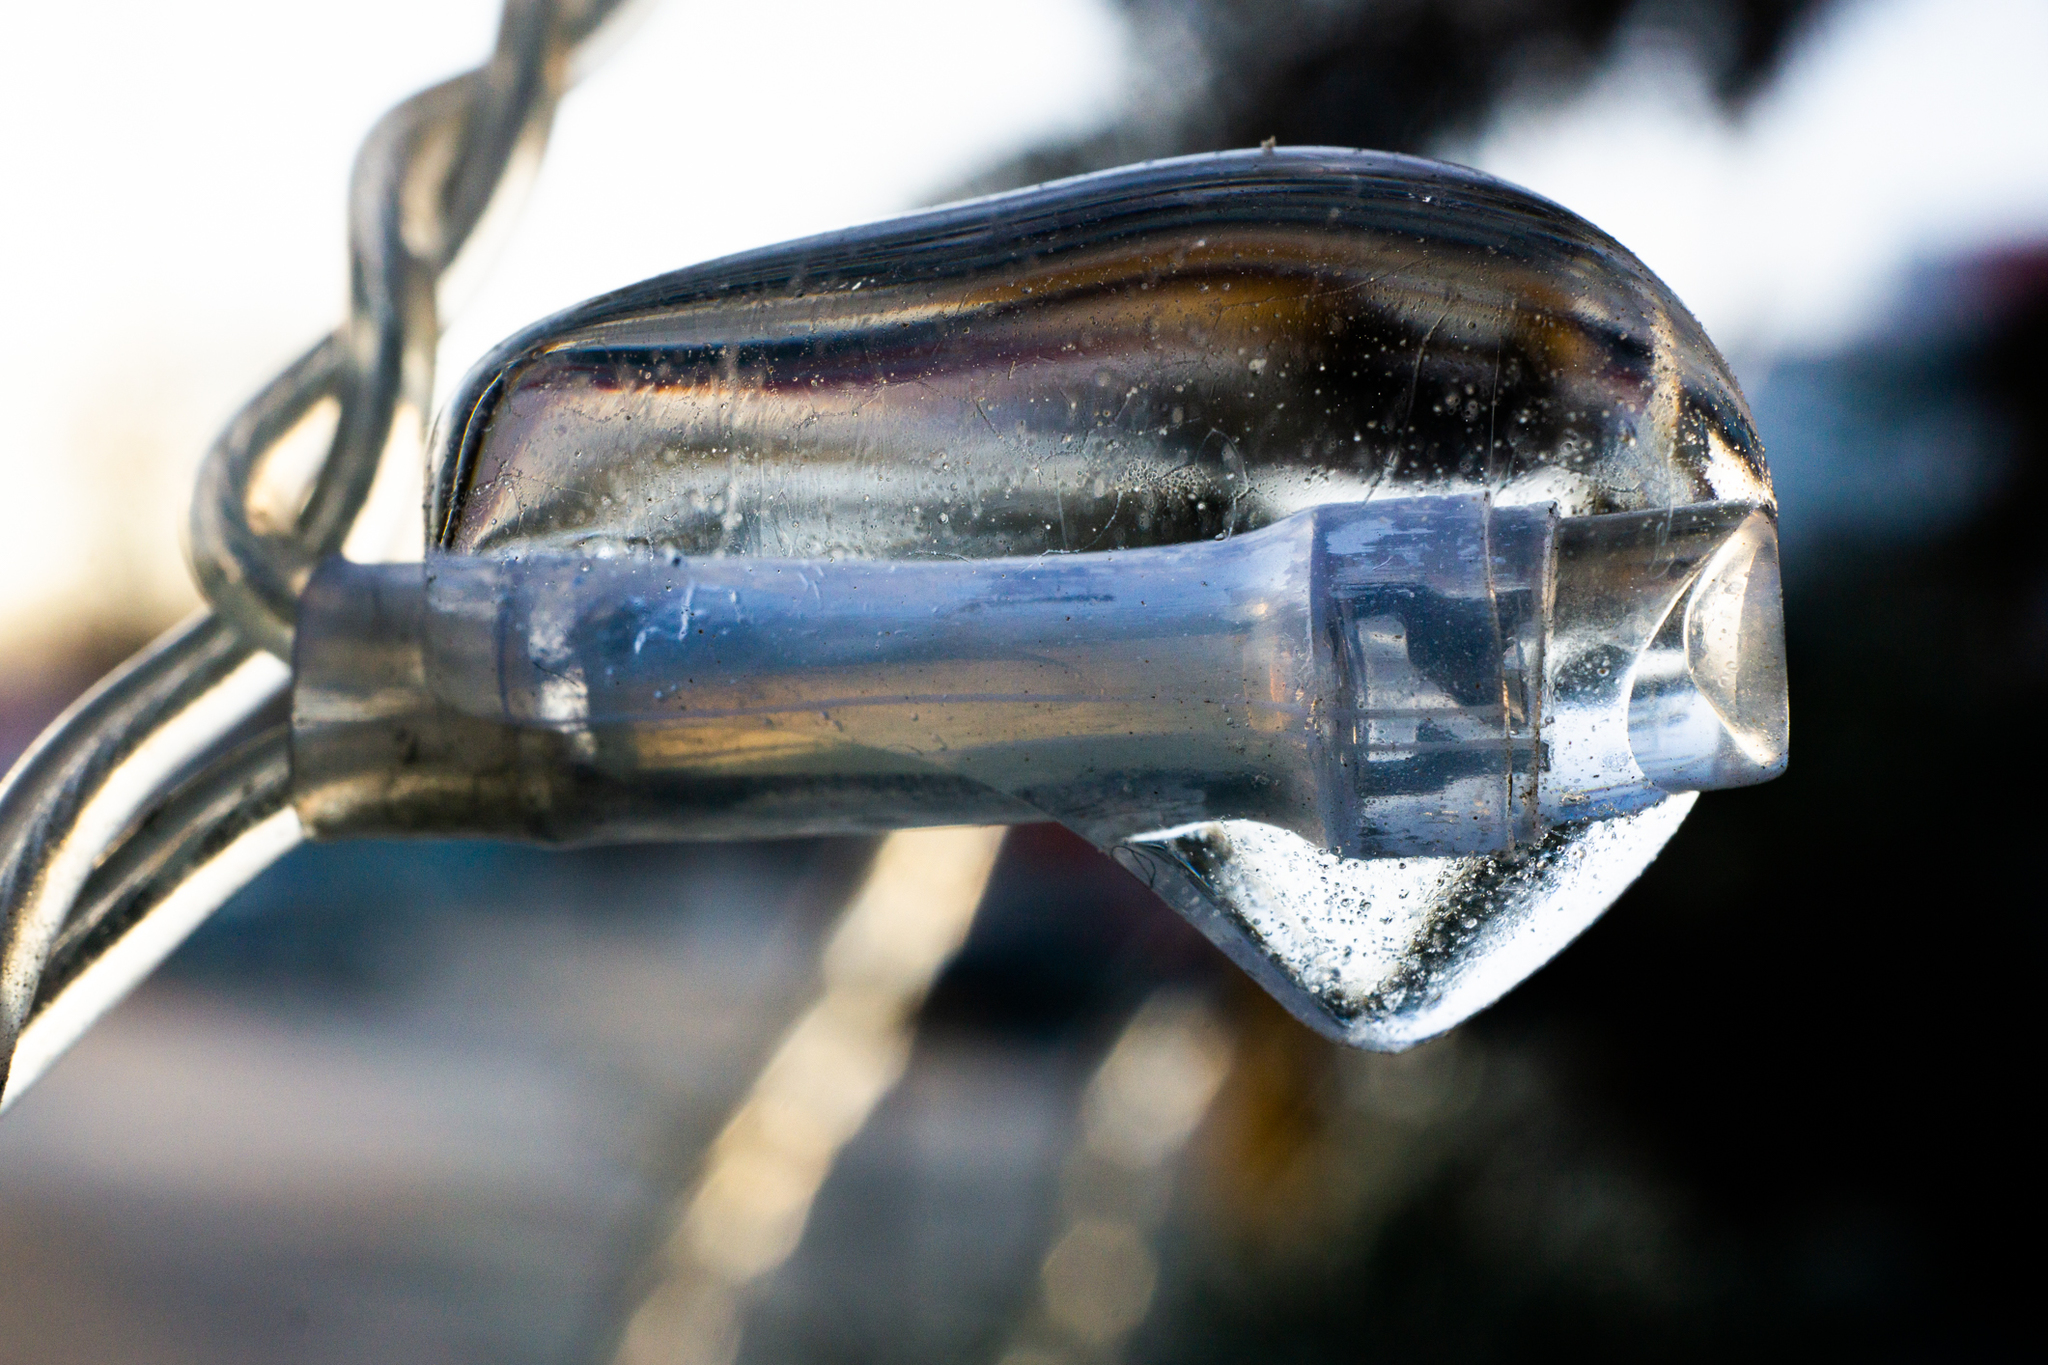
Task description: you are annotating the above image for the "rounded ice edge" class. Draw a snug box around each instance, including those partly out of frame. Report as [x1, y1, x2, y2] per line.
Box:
[1111, 794, 1696, 1050]
[1628, 510, 1789, 793]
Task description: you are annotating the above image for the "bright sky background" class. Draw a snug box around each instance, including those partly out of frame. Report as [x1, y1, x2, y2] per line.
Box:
[1456, 0, 2048, 360]
[2, 0, 2046, 659]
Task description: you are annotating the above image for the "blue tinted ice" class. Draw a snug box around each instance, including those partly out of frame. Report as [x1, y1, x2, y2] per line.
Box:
[416, 497, 1553, 859]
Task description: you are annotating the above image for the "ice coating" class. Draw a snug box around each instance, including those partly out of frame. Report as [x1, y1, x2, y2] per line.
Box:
[298, 149, 1786, 1047]
[404, 497, 1550, 857]
[432, 149, 1768, 556]
[1116, 795, 1697, 1049]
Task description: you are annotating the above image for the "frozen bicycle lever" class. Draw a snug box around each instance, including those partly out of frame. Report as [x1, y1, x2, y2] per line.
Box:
[0, 135, 1787, 1104]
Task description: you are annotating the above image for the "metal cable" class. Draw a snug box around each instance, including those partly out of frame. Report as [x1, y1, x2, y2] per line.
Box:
[0, 618, 285, 1101]
[0, 0, 644, 1107]
[5, 729, 299, 1109]
[195, 11, 562, 658]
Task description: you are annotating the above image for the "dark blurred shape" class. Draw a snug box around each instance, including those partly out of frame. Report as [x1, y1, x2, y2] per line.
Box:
[1502, 243, 2046, 1355]
[959, 0, 1830, 196]
[923, 824, 1223, 1043]
[166, 838, 861, 994]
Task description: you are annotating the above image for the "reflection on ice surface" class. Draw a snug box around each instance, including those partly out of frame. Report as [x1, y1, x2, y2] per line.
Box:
[293, 148, 1786, 1048]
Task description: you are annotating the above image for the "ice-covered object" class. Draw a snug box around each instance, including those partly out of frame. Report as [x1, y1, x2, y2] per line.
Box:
[326, 496, 1552, 854]
[293, 148, 1787, 1047]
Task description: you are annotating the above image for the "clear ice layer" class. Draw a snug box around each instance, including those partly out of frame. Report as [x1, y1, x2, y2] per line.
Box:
[409, 497, 1551, 860]
[295, 148, 1787, 1047]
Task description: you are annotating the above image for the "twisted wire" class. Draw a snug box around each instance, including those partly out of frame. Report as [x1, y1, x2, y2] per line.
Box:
[42, 730, 295, 1002]
[7, 729, 298, 1103]
[0, 0, 643, 1108]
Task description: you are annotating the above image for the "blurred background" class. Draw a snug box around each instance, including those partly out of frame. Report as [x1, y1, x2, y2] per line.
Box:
[2, 0, 2043, 1359]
